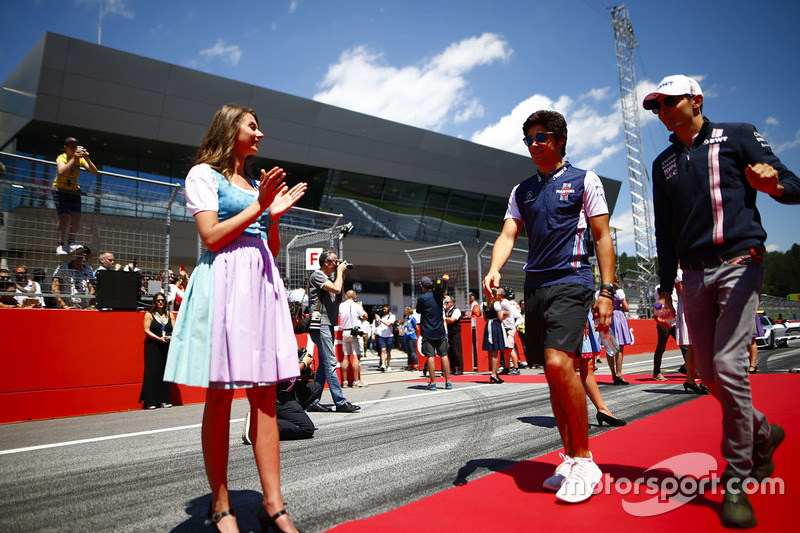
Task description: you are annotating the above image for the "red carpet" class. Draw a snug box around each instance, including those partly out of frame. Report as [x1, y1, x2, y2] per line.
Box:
[331, 374, 796, 532]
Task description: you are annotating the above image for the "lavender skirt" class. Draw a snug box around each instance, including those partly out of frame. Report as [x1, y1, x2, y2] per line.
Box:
[164, 236, 299, 389]
[580, 313, 601, 357]
[611, 310, 633, 346]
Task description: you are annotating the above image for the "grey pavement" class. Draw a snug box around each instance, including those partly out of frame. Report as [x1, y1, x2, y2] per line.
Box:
[1, 345, 798, 532]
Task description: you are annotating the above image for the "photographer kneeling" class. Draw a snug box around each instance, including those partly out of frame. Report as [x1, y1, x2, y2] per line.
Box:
[243, 307, 323, 443]
[416, 276, 453, 390]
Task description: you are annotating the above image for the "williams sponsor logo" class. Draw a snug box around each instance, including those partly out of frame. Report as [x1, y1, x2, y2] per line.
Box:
[556, 183, 575, 201]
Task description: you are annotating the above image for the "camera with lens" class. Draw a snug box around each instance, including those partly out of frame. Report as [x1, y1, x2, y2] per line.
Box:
[297, 347, 314, 381]
[336, 260, 355, 270]
[432, 274, 449, 294]
[350, 326, 363, 337]
[0, 279, 14, 292]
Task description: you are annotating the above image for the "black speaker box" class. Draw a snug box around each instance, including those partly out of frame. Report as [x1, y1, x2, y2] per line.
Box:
[96, 270, 139, 310]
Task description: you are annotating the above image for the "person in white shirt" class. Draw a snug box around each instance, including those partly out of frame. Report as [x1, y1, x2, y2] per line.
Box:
[13, 265, 44, 307]
[339, 290, 368, 387]
[374, 304, 396, 371]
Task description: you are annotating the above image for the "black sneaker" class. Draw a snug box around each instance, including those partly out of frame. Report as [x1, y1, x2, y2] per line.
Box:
[336, 402, 361, 413]
[721, 479, 757, 529]
[307, 403, 332, 412]
[752, 424, 785, 481]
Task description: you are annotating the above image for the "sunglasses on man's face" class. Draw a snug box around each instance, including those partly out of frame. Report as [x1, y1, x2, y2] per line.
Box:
[523, 131, 555, 147]
[649, 94, 691, 114]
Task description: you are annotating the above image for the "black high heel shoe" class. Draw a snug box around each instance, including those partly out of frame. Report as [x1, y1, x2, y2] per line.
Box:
[258, 505, 301, 533]
[206, 505, 235, 532]
[683, 382, 709, 395]
[596, 412, 627, 427]
[489, 375, 504, 384]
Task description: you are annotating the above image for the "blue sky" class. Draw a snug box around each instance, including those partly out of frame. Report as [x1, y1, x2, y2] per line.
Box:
[2, 0, 799, 257]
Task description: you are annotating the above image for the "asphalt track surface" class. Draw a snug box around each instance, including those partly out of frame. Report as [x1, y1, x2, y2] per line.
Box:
[1, 345, 798, 532]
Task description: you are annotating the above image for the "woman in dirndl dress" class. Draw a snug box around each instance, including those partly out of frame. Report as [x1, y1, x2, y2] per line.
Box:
[483, 287, 508, 383]
[164, 105, 306, 533]
[603, 284, 633, 385]
[576, 312, 626, 427]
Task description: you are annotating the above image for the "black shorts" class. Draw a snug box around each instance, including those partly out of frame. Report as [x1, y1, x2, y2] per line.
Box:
[421, 337, 449, 358]
[524, 284, 593, 366]
[54, 190, 81, 214]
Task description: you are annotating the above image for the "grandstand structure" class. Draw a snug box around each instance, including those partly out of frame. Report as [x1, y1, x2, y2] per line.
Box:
[0, 32, 622, 312]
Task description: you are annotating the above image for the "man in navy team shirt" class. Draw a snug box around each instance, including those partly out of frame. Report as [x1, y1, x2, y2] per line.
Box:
[484, 110, 616, 504]
[645, 74, 800, 528]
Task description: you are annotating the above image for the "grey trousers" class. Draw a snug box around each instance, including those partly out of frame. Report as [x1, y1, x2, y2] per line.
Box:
[682, 259, 771, 478]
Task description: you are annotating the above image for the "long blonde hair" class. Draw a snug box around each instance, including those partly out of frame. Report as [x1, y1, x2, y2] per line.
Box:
[195, 104, 258, 180]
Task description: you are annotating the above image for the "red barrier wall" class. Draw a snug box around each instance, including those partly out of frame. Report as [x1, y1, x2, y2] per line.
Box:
[0, 309, 673, 424]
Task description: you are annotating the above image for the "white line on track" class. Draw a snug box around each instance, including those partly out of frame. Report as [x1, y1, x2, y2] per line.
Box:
[0, 354, 691, 457]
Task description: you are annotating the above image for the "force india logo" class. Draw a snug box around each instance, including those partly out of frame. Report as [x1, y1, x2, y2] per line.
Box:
[555, 183, 575, 201]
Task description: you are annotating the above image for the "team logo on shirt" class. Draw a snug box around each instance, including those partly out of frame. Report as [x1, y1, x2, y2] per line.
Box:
[556, 183, 575, 201]
[662, 153, 678, 181]
[525, 190, 536, 203]
[753, 130, 771, 149]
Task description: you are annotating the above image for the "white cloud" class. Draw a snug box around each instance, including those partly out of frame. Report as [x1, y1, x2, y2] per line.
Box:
[775, 129, 800, 154]
[766, 116, 780, 126]
[77, 0, 135, 19]
[289, 0, 298, 14]
[766, 243, 781, 252]
[197, 39, 242, 67]
[313, 33, 512, 131]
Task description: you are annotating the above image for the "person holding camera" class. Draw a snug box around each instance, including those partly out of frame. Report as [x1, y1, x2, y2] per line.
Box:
[339, 290, 368, 388]
[54, 137, 98, 256]
[416, 276, 453, 390]
[306, 250, 361, 413]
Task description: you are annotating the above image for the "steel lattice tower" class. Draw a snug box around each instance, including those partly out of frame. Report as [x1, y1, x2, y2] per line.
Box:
[611, 5, 657, 310]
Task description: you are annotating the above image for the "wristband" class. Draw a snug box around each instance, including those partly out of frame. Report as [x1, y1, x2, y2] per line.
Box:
[599, 283, 618, 293]
[598, 292, 613, 300]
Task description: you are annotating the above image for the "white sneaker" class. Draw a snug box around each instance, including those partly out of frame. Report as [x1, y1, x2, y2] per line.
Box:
[385, 366, 392, 372]
[543, 453, 574, 491]
[342, 381, 349, 388]
[56, 245, 68, 256]
[556, 454, 602, 503]
[352, 381, 367, 388]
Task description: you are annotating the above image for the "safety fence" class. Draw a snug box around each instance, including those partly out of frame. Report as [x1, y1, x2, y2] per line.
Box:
[405, 242, 469, 312]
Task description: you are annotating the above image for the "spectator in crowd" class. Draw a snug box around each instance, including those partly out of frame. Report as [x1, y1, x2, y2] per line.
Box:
[604, 281, 632, 385]
[505, 289, 528, 368]
[52, 247, 95, 309]
[646, 74, 799, 527]
[339, 290, 368, 388]
[417, 277, 452, 390]
[401, 306, 419, 371]
[444, 295, 464, 375]
[0, 269, 19, 308]
[140, 293, 174, 409]
[651, 283, 688, 379]
[94, 252, 116, 276]
[243, 348, 322, 443]
[306, 249, 360, 413]
[13, 264, 44, 308]
[374, 304, 396, 372]
[166, 267, 189, 310]
[578, 315, 627, 427]
[482, 287, 507, 383]
[497, 288, 521, 375]
[359, 309, 372, 355]
[468, 291, 482, 318]
[285, 277, 308, 308]
[54, 137, 97, 256]
[749, 314, 763, 374]
[483, 110, 615, 503]
[674, 270, 708, 395]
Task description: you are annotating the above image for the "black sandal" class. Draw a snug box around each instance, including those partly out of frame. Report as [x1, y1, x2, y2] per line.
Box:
[206, 505, 235, 532]
[258, 505, 301, 533]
